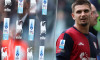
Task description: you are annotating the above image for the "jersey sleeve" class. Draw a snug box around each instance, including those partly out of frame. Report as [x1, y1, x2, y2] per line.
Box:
[95, 37, 100, 55]
[89, 32, 100, 57]
[56, 32, 74, 60]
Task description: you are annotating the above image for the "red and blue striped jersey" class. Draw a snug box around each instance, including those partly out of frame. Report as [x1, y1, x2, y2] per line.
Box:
[56, 26, 99, 60]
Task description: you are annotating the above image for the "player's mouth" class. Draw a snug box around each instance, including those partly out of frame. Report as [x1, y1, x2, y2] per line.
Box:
[80, 17, 88, 21]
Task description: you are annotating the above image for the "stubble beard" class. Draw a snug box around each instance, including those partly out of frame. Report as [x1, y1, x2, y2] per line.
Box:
[81, 23, 88, 26]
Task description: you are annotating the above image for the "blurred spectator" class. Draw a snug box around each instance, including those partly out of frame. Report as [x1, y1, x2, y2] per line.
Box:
[89, 4, 99, 36]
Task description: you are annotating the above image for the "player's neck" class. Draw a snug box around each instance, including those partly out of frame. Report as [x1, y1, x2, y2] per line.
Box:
[74, 24, 89, 34]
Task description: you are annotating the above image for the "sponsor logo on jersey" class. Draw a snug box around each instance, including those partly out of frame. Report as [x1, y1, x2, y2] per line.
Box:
[80, 52, 89, 60]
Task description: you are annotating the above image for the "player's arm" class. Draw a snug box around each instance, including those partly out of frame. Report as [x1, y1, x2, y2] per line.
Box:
[56, 32, 74, 60]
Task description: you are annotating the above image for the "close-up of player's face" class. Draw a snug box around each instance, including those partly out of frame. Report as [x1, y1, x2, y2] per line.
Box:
[90, 4, 99, 26]
[72, 4, 91, 26]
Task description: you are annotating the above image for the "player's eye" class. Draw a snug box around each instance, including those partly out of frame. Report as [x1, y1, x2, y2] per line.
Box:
[76, 10, 81, 14]
[84, 9, 89, 13]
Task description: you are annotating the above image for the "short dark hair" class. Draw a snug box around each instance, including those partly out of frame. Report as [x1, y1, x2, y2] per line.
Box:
[26, 0, 30, 2]
[71, 0, 91, 13]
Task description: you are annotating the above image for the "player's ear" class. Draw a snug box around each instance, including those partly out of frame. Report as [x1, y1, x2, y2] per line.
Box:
[91, 11, 93, 17]
[71, 13, 75, 20]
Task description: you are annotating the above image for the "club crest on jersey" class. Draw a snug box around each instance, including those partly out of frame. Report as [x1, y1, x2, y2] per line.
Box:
[59, 40, 65, 49]
[93, 42, 97, 49]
